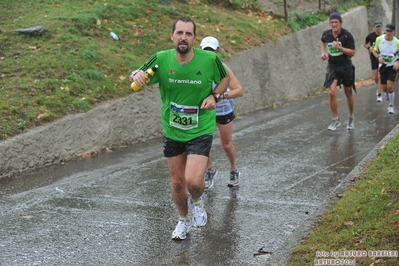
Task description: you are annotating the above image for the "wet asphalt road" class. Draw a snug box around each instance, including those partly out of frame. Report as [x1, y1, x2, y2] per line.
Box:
[1, 82, 399, 266]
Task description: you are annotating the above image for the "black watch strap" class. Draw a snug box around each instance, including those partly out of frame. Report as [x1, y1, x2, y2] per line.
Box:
[212, 92, 221, 103]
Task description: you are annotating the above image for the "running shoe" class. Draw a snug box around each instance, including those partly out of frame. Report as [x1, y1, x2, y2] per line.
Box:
[388, 105, 395, 114]
[204, 166, 218, 189]
[172, 219, 191, 240]
[191, 198, 207, 227]
[328, 118, 341, 131]
[347, 116, 355, 130]
[376, 94, 382, 102]
[227, 170, 240, 187]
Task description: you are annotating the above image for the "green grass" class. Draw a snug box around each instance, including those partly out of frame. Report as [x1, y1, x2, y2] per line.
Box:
[287, 134, 399, 265]
[0, 0, 299, 139]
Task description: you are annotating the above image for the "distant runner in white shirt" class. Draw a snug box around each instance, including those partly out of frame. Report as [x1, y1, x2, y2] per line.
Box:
[372, 23, 399, 114]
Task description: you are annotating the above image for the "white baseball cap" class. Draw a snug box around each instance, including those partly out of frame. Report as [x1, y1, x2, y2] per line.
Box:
[200, 36, 220, 50]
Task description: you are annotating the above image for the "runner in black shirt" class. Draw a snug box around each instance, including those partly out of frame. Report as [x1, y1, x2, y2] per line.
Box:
[364, 20, 383, 101]
[320, 12, 356, 130]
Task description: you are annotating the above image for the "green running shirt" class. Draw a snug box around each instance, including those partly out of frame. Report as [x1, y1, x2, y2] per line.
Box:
[137, 48, 228, 142]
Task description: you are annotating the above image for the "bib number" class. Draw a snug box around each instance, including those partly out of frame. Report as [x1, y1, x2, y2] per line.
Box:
[169, 102, 199, 130]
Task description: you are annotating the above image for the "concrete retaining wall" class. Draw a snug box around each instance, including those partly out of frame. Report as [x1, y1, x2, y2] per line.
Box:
[0, 6, 388, 179]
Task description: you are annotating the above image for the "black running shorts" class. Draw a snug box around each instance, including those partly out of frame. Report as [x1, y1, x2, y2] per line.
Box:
[370, 56, 379, 70]
[163, 135, 213, 158]
[379, 65, 397, 85]
[216, 112, 235, 125]
[324, 65, 354, 89]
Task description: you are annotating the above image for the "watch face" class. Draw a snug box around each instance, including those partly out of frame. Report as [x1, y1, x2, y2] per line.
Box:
[213, 93, 221, 102]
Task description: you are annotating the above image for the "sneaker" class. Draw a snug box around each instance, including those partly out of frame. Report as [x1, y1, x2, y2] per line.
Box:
[172, 219, 191, 240]
[347, 116, 355, 130]
[377, 94, 382, 102]
[204, 166, 218, 189]
[328, 118, 341, 131]
[388, 105, 395, 114]
[227, 170, 240, 187]
[191, 199, 207, 227]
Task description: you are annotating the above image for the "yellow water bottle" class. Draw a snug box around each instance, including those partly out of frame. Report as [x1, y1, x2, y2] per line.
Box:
[131, 65, 159, 91]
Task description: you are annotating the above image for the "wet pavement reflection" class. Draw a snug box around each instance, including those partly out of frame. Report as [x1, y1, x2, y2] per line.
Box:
[1, 83, 399, 265]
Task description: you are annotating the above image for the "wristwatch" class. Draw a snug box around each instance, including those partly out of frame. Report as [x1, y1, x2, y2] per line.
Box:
[130, 70, 140, 79]
[212, 92, 222, 103]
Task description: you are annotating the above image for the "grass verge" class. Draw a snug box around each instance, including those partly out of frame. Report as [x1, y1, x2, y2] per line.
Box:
[286, 133, 399, 265]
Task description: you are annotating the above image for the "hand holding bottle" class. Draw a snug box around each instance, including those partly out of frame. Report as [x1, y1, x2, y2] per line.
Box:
[131, 65, 159, 91]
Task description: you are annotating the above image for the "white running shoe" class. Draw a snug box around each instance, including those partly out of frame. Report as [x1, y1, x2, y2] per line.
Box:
[172, 219, 191, 240]
[204, 166, 218, 189]
[376, 95, 382, 102]
[191, 199, 207, 227]
[347, 116, 355, 130]
[227, 170, 240, 187]
[328, 118, 341, 131]
[388, 105, 395, 114]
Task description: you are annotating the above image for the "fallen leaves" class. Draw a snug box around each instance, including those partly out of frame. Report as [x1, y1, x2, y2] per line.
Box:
[81, 151, 98, 158]
[37, 113, 50, 120]
[343, 220, 354, 226]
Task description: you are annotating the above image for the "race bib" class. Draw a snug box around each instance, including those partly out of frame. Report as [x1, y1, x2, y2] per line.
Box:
[169, 102, 199, 130]
[380, 53, 396, 66]
[327, 42, 343, 56]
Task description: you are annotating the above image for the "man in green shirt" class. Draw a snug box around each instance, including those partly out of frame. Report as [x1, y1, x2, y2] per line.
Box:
[129, 17, 230, 240]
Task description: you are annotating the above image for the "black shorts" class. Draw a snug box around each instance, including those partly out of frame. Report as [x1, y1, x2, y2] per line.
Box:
[163, 135, 213, 158]
[370, 56, 379, 70]
[324, 65, 354, 89]
[216, 112, 235, 125]
[379, 65, 397, 85]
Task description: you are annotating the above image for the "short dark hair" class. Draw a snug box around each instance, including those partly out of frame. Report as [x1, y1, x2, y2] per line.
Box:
[171, 17, 196, 35]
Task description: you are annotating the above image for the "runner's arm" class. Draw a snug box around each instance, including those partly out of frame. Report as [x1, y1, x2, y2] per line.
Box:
[320, 41, 328, 60]
[222, 64, 243, 99]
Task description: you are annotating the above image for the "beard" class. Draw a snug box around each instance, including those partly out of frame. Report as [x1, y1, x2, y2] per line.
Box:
[176, 41, 190, 54]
